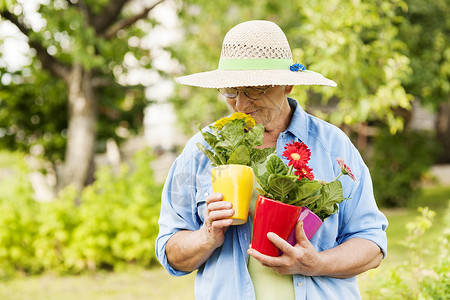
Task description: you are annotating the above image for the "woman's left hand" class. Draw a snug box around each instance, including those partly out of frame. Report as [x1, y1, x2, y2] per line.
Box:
[247, 221, 324, 276]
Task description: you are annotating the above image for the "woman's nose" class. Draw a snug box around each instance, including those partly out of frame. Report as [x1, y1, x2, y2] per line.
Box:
[234, 93, 252, 112]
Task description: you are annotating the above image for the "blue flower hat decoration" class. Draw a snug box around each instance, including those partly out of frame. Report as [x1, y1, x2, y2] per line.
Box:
[290, 63, 306, 72]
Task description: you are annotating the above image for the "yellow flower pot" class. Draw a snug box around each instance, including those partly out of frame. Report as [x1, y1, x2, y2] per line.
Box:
[211, 164, 254, 225]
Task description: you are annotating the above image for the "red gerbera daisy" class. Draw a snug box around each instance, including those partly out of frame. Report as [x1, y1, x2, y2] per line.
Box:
[294, 165, 314, 181]
[282, 142, 311, 169]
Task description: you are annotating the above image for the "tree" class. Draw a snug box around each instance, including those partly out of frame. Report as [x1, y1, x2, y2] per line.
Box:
[171, 0, 412, 134]
[0, 0, 164, 191]
[397, 0, 450, 163]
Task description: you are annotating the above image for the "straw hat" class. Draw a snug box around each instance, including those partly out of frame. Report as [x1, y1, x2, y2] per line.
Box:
[175, 20, 337, 88]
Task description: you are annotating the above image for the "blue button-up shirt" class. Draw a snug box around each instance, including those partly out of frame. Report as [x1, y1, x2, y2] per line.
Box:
[156, 98, 388, 299]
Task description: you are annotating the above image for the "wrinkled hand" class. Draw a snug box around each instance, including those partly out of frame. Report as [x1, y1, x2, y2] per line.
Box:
[247, 221, 323, 276]
[203, 193, 234, 249]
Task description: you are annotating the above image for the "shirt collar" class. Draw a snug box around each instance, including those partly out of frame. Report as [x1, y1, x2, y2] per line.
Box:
[285, 97, 309, 143]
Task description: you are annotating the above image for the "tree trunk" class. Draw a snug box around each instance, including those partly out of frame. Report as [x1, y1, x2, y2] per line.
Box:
[59, 64, 97, 192]
[436, 101, 450, 164]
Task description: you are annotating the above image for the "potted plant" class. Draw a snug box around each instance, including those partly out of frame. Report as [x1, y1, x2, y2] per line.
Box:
[197, 112, 275, 225]
[252, 141, 356, 256]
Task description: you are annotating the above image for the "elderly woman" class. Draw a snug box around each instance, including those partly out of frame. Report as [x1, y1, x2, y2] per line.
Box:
[156, 20, 387, 300]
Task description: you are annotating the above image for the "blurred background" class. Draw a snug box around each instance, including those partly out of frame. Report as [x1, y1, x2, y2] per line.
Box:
[0, 0, 448, 299]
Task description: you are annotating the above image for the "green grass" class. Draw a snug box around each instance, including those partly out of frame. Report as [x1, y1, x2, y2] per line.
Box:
[382, 185, 450, 265]
[409, 185, 450, 210]
[0, 185, 448, 300]
[358, 185, 450, 298]
[0, 267, 196, 300]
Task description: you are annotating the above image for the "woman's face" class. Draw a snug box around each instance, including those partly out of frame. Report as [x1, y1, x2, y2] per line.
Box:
[225, 85, 293, 131]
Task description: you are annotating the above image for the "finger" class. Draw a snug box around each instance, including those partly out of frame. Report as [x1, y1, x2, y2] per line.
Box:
[206, 202, 233, 222]
[208, 208, 234, 221]
[247, 246, 281, 267]
[294, 221, 308, 244]
[207, 200, 232, 212]
[205, 193, 223, 205]
[266, 232, 295, 256]
[205, 213, 233, 233]
[210, 218, 233, 229]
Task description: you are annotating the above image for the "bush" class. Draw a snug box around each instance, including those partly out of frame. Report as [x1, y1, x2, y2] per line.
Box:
[370, 129, 440, 207]
[0, 151, 41, 277]
[361, 206, 450, 299]
[0, 150, 163, 278]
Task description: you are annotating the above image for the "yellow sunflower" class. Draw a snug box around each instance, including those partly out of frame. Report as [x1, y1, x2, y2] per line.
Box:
[213, 112, 255, 130]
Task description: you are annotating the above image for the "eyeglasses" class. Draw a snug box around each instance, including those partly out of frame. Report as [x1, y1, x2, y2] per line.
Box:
[217, 86, 272, 100]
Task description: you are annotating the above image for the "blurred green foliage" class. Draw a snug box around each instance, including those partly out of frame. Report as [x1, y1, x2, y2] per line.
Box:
[398, 0, 450, 109]
[361, 206, 450, 299]
[370, 128, 441, 207]
[0, 71, 68, 161]
[0, 150, 162, 278]
[171, 0, 417, 133]
[172, 0, 448, 207]
[1, 0, 448, 190]
[0, 0, 149, 162]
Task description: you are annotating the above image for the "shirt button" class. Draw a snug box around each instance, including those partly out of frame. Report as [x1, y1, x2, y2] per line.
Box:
[204, 192, 209, 197]
[297, 282, 303, 287]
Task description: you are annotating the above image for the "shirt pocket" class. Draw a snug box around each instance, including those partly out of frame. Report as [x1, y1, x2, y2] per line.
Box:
[311, 213, 339, 251]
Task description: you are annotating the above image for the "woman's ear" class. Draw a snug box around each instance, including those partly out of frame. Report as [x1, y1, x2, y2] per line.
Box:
[284, 85, 294, 94]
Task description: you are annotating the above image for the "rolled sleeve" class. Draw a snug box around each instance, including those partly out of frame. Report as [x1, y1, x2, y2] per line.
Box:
[338, 165, 388, 257]
[155, 155, 202, 276]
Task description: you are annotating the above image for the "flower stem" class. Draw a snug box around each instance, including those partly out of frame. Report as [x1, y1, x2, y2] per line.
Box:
[288, 165, 294, 175]
[333, 172, 343, 182]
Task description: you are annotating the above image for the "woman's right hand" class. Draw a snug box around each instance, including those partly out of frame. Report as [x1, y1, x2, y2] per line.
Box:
[165, 192, 235, 272]
[203, 193, 235, 249]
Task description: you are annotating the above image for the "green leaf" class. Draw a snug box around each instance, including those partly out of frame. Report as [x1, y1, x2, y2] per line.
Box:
[285, 180, 322, 206]
[266, 155, 288, 175]
[196, 142, 221, 166]
[288, 193, 322, 207]
[250, 147, 276, 166]
[245, 124, 265, 147]
[202, 131, 219, 148]
[255, 168, 270, 190]
[302, 194, 323, 206]
[214, 148, 228, 166]
[227, 144, 250, 165]
[293, 181, 323, 201]
[310, 181, 345, 221]
[215, 140, 233, 152]
[197, 116, 270, 167]
[268, 175, 297, 200]
[322, 181, 344, 206]
[255, 187, 272, 198]
[220, 121, 245, 147]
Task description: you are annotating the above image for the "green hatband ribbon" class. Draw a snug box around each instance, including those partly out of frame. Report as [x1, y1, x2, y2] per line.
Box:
[218, 58, 294, 70]
[218, 58, 325, 78]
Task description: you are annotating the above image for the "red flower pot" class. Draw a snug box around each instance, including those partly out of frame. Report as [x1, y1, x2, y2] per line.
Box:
[251, 195, 302, 257]
[252, 195, 323, 257]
